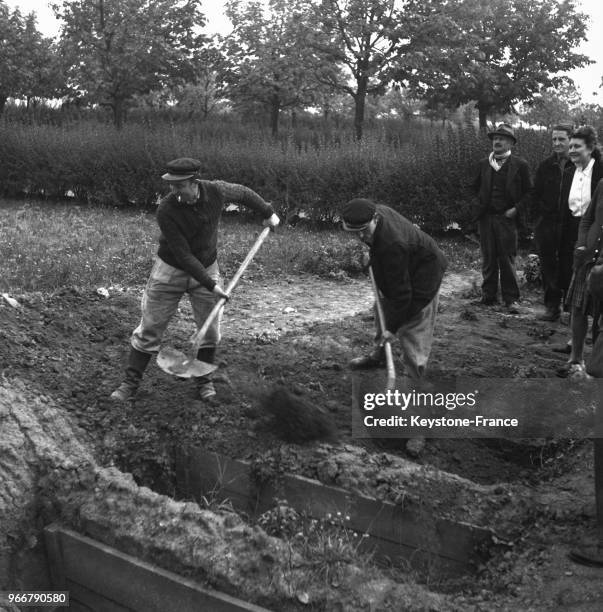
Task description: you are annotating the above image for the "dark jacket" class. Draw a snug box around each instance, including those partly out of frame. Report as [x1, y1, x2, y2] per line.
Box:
[156, 180, 273, 290]
[370, 205, 448, 333]
[470, 155, 532, 224]
[577, 179, 603, 262]
[531, 153, 572, 222]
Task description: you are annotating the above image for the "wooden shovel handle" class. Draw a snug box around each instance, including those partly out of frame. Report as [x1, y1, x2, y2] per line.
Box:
[190, 226, 272, 355]
[368, 267, 396, 390]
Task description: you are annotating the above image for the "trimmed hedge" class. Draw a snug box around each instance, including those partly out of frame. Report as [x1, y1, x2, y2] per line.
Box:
[0, 119, 549, 233]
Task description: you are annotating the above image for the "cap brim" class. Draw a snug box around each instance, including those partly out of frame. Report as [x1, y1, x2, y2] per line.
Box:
[342, 219, 370, 231]
[162, 172, 196, 182]
[488, 133, 516, 143]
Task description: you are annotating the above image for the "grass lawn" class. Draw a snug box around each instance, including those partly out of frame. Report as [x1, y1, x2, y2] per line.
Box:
[0, 198, 483, 293]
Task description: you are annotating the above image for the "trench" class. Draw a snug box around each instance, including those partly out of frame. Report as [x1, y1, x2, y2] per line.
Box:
[1, 268, 598, 610]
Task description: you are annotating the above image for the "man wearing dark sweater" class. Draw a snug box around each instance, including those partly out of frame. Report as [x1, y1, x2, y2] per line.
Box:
[342, 198, 447, 379]
[470, 124, 532, 312]
[111, 157, 279, 402]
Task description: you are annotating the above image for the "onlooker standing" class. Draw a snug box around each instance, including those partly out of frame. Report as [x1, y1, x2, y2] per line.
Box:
[532, 124, 574, 321]
[470, 124, 532, 312]
[562, 127, 603, 375]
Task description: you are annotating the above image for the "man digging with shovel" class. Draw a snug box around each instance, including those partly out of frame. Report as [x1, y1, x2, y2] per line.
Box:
[342, 198, 447, 454]
[110, 157, 280, 402]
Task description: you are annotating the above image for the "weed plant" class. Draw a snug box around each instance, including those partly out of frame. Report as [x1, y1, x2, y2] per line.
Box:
[258, 501, 374, 588]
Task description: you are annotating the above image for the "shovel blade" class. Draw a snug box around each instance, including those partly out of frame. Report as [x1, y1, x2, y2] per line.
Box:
[156, 347, 218, 378]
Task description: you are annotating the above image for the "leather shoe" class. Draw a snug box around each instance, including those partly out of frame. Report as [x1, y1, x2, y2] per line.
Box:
[552, 343, 572, 354]
[479, 296, 498, 306]
[349, 351, 385, 370]
[538, 309, 560, 322]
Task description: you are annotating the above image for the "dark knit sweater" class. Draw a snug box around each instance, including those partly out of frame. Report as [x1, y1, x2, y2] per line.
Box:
[156, 180, 274, 290]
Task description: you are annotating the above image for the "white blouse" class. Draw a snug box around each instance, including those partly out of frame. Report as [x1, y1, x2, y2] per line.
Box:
[568, 158, 595, 217]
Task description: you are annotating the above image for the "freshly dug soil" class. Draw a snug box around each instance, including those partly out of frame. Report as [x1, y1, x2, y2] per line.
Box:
[2, 266, 603, 610]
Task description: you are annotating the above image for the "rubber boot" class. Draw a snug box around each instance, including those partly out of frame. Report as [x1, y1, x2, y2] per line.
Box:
[110, 347, 152, 401]
[196, 346, 217, 400]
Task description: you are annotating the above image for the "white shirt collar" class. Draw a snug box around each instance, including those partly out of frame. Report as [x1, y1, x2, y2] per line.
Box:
[576, 158, 595, 176]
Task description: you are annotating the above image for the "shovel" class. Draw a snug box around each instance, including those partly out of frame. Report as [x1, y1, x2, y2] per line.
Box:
[368, 266, 396, 390]
[156, 226, 272, 378]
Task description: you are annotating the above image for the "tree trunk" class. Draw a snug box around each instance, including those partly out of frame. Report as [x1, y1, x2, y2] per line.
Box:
[477, 102, 489, 128]
[270, 95, 280, 137]
[353, 78, 368, 141]
[112, 97, 125, 129]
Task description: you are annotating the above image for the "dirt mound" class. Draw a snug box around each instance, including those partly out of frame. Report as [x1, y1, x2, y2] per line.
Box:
[1, 377, 454, 610]
[2, 271, 603, 609]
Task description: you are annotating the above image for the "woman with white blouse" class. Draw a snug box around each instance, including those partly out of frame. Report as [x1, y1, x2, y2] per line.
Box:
[563, 126, 603, 375]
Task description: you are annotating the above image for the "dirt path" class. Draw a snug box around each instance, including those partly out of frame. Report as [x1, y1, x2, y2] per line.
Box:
[197, 270, 480, 340]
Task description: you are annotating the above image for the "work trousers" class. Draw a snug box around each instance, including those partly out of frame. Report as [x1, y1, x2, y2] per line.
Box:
[131, 257, 222, 354]
[380, 291, 440, 380]
[534, 218, 563, 311]
[479, 214, 519, 304]
[534, 216, 579, 311]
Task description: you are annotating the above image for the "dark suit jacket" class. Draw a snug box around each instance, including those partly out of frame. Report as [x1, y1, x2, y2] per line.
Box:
[370, 205, 448, 333]
[470, 155, 532, 226]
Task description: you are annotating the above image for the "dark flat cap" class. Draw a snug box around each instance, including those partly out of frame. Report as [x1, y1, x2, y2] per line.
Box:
[341, 198, 377, 231]
[162, 157, 202, 181]
[488, 123, 516, 143]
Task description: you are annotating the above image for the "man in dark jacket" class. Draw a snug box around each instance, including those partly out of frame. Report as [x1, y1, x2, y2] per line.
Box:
[471, 123, 532, 311]
[342, 198, 448, 379]
[110, 157, 280, 402]
[531, 124, 573, 321]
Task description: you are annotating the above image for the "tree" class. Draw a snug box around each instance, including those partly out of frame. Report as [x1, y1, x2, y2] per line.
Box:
[0, 4, 61, 112]
[18, 13, 64, 106]
[572, 103, 603, 128]
[0, 3, 24, 113]
[521, 81, 580, 128]
[223, 0, 330, 136]
[311, 0, 455, 140]
[54, 0, 207, 127]
[409, 0, 590, 127]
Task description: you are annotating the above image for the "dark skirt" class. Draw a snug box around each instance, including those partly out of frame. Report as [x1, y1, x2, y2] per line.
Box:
[566, 263, 599, 316]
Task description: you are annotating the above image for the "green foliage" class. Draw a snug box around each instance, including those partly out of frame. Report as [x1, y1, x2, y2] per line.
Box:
[0, 202, 156, 291]
[0, 2, 59, 110]
[0, 117, 551, 234]
[0, 195, 513, 296]
[54, 0, 207, 127]
[408, 0, 590, 127]
[258, 501, 374, 588]
[312, 0, 437, 139]
[521, 82, 580, 128]
[223, 0, 331, 136]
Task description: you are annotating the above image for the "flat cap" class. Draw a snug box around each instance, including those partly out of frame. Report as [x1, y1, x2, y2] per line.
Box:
[162, 157, 202, 182]
[341, 198, 376, 231]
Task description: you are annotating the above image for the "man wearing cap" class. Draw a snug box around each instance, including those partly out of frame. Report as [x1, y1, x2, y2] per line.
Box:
[342, 198, 448, 379]
[110, 157, 280, 402]
[470, 123, 532, 311]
